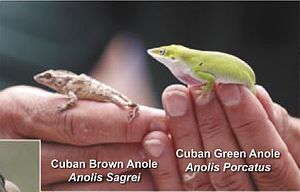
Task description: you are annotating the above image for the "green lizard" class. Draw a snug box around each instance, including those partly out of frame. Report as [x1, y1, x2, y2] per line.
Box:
[147, 45, 256, 95]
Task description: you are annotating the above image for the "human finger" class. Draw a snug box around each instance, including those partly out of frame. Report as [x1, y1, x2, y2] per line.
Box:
[217, 84, 300, 190]
[143, 131, 182, 190]
[190, 85, 254, 190]
[162, 84, 213, 190]
[256, 85, 300, 166]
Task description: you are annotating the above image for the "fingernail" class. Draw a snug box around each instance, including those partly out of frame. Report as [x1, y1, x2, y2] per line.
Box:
[256, 85, 271, 100]
[164, 92, 187, 116]
[143, 139, 164, 158]
[256, 85, 275, 121]
[218, 85, 241, 106]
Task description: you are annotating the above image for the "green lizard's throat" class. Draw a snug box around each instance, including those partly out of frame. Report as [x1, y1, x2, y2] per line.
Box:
[162, 59, 202, 85]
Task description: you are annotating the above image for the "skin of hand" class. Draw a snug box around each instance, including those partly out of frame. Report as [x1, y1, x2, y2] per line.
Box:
[143, 84, 300, 190]
[0, 86, 166, 190]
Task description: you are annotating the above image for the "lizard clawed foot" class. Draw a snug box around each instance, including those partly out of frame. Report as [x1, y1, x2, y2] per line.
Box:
[127, 104, 139, 122]
[57, 102, 75, 111]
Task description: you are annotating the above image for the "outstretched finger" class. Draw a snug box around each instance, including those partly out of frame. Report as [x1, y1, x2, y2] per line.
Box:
[256, 85, 300, 166]
[162, 84, 213, 190]
[0, 86, 166, 145]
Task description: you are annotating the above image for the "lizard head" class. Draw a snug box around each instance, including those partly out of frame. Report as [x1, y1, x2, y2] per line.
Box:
[148, 44, 187, 63]
[34, 69, 76, 92]
[147, 45, 203, 84]
[147, 44, 200, 70]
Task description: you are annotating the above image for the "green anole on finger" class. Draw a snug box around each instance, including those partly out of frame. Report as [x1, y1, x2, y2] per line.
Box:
[147, 45, 256, 95]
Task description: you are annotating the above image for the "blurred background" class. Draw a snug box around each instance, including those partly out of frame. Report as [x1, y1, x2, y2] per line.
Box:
[0, 2, 299, 116]
[0, 140, 40, 192]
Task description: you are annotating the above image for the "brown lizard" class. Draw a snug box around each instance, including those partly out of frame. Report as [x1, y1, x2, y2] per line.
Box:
[33, 69, 139, 122]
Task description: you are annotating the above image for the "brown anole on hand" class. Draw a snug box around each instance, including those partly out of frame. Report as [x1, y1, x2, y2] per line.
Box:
[34, 69, 139, 122]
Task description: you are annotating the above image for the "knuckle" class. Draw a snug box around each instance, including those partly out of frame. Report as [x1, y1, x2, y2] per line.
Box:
[183, 173, 214, 190]
[0, 87, 23, 134]
[198, 117, 226, 140]
[85, 146, 103, 161]
[281, 108, 288, 119]
[172, 128, 197, 143]
[154, 167, 175, 181]
[125, 121, 133, 143]
[61, 111, 76, 142]
[0, 104, 20, 137]
[211, 172, 245, 190]
[61, 111, 86, 145]
[255, 150, 291, 190]
[272, 103, 289, 136]
[194, 182, 215, 190]
[231, 118, 268, 137]
[280, 107, 289, 133]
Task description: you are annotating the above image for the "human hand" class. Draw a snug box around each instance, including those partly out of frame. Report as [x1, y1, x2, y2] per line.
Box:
[0, 86, 166, 190]
[143, 84, 300, 190]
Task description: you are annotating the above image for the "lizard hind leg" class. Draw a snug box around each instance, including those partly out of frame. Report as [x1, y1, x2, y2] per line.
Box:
[109, 96, 139, 122]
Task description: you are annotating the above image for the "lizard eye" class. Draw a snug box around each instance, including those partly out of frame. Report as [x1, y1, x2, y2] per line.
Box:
[199, 62, 204, 66]
[42, 73, 52, 79]
[159, 49, 165, 55]
[56, 78, 64, 85]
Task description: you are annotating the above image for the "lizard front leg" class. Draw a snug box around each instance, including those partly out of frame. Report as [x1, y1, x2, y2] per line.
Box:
[58, 91, 78, 111]
[194, 70, 215, 94]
